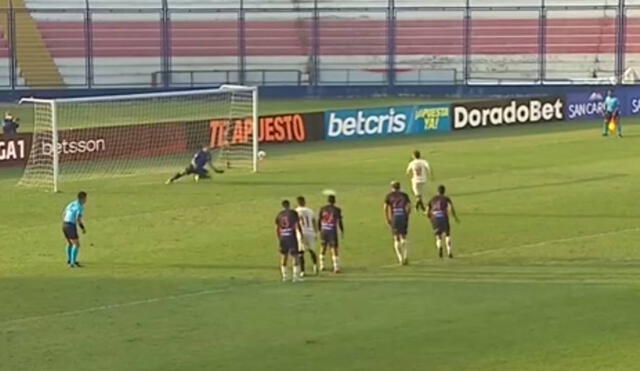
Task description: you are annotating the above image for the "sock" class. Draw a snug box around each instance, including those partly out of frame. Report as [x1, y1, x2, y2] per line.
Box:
[446, 236, 452, 255]
[280, 265, 287, 279]
[332, 255, 340, 271]
[319, 254, 325, 269]
[66, 244, 72, 263]
[70, 245, 79, 265]
[292, 265, 301, 280]
[299, 253, 306, 273]
[393, 240, 403, 263]
[401, 239, 409, 260]
[309, 250, 318, 265]
[436, 238, 442, 251]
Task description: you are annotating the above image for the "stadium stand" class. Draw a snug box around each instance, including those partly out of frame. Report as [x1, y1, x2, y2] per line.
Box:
[0, 0, 633, 87]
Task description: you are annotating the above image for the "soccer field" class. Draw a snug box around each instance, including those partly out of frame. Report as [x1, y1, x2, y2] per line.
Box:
[1, 116, 640, 370]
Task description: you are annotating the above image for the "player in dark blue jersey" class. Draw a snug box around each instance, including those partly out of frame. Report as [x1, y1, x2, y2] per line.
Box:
[166, 146, 224, 184]
[384, 181, 411, 265]
[427, 185, 460, 259]
[318, 195, 344, 273]
[275, 199, 304, 282]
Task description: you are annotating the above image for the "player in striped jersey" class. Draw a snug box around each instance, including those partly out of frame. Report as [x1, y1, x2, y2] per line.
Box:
[275, 200, 304, 282]
[318, 195, 344, 273]
[427, 185, 460, 258]
[384, 181, 411, 265]
[295, 196, 319, 276]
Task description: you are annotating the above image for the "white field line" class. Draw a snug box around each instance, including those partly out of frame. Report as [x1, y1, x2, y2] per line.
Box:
[327, 276, 640, 286]
[3, 224, 638, 326]
[0, 287, 233, 328]
[381, 225, 640, 268]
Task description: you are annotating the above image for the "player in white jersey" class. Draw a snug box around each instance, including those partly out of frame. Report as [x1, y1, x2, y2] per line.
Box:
[296, 196, 319, 275]
[406, 150, 433, 212]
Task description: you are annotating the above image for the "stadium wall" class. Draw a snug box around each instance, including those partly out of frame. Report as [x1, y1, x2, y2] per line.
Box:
[0, 83, 629, 102]
[1, 1, 639, 89]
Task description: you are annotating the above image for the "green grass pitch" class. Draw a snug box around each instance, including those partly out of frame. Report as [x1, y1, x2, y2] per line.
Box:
[1, 101, 640, 370]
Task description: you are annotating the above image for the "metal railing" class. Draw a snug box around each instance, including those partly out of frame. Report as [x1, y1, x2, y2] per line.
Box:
[0, 0, 638, 89]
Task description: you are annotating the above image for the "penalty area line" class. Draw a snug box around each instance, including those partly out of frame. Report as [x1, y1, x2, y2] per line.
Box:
[1, 286, 233, 327]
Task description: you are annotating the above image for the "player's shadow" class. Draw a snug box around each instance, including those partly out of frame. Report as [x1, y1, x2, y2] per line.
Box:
[452, 173, 628, 197]
[223, 179, 329, 187]
[463, 211, 640, 220]
[112, 261, 276, 271]
[165, 263, 275, 271]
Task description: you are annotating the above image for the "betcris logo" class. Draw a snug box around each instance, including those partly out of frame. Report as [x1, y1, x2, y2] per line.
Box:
[566, 92, 605, 120]
[411, 105, 451, 133]
[325, 107, 410, 140]
[324, 105, 451, 140]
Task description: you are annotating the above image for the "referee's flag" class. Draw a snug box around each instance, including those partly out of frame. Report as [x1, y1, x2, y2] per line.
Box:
[608, 116, 618, 135]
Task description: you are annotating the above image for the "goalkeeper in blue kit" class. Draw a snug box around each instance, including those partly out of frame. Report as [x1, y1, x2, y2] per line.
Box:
[166, 146, 224, 184]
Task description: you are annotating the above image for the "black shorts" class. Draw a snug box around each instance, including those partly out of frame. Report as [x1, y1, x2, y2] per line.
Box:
[62, 222, 79, 240]
[185, 165, 209, 177]
[321, 230, 339, 248]
[605, 111, 619, 122]
[279, 238, 299, 256]
[392, 216, 409, 237]
[431, 217, 450, 236]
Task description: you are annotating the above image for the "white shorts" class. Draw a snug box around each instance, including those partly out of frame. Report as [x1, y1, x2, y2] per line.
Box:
[297, 232, 316, 252]
[412, 181, 426, 197]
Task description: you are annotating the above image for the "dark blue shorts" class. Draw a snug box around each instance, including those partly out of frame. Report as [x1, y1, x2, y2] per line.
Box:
[62, 222, 79, 240]
[186, 165, 209, 177]
[279, 237, 299, 256]
[431, 217, 450, 236]
[392, 216, 409, 237]
[321, 230, 339, 248]
[605, 111, 619, 122]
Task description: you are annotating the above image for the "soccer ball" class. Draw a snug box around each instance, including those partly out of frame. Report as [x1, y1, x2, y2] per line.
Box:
[258, 150, 267, 160]
[322, 189, 336, 196]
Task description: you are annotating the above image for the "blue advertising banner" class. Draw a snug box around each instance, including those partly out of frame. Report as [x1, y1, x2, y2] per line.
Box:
[324, 104, 451, 140]
[624, 89, 640, 116]
[564, 88, 640, 119]
[565, 91, 606, 120]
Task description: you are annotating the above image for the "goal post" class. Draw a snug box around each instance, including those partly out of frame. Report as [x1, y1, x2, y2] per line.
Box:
[18, 98, 59, 192]
[18, 86, 259, 192]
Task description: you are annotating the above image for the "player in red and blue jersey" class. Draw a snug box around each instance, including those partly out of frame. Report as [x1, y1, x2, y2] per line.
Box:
[318, 195, 344, 273]
[427, 185, 460, 259]
[275, 199, 304, 282]
[384, 181, 411, 265]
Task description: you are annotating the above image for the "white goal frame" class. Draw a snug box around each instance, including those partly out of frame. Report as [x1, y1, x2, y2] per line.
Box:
[19, 85, 259, 193]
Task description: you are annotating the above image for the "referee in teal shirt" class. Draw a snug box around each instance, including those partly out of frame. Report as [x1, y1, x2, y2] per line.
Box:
[603, 90, 622, 137]
[62, 192, 88, 268]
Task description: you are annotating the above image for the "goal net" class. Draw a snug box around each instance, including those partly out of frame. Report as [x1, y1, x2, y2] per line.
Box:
[18, 86, 258, 192]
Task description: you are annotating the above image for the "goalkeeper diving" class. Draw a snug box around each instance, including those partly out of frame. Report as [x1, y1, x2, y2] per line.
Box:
[166, 146, 224, 184]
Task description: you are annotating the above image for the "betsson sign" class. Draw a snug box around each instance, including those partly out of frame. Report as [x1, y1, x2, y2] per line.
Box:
[453, 97, 565, 130]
